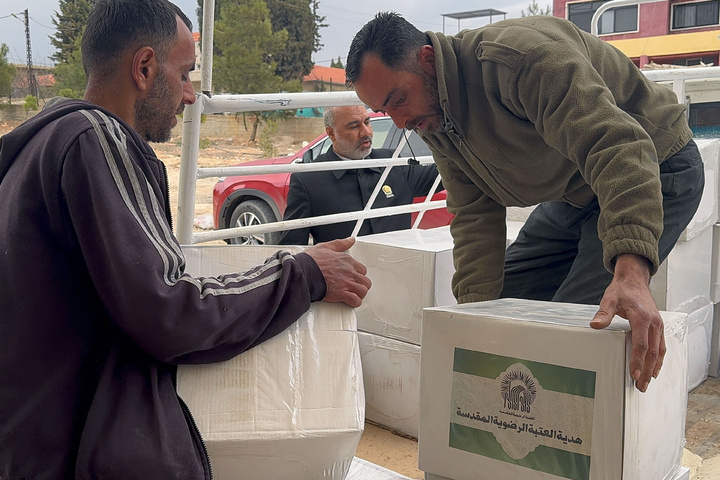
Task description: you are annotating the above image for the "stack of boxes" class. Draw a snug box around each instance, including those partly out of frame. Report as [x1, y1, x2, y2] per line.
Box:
[351, 226, 456, 438]
[350, 222, 526, 439]
[650, 138, 720, 390]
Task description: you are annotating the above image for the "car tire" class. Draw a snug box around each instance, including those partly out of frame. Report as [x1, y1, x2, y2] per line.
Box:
[228, 200, 280, 245]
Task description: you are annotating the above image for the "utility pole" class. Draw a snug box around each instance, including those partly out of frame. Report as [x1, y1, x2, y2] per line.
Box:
[22, 9, 39, 100]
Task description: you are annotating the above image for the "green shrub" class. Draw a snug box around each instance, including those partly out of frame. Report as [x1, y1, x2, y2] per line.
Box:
[258, 119, 279, 157]
[23, 95, 39, 112]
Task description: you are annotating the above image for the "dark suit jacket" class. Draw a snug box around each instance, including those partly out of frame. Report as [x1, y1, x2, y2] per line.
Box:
[279, 148, 441, 245]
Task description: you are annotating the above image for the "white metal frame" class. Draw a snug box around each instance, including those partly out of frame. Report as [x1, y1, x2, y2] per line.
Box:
[175, 0, 720, 245]
[176, 0, 446, 245]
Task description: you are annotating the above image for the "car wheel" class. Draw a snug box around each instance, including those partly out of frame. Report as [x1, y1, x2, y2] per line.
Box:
[228, 200, 280, 245]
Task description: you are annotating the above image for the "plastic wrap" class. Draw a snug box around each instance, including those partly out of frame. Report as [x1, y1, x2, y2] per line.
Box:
[650, 226, 713, 312]
[358, 331, 421, 438]
[346, 457, 413, 480]
[418, 298, 688, 480]
[710, 304, 720, 378]
[624, 307, 688, 480]
[177, 302, 364, 479]
[351, 227, 456, 345]
[685, 302, 714, 390]
[177, 246, 364, 480]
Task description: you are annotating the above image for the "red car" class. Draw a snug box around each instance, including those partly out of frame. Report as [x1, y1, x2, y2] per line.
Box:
[212, 114, 453, 245]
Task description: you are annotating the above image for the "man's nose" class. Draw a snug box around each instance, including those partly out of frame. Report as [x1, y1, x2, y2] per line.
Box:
[391, 114, 408, 130]
[359, 122, 372, 137]
[183, 83, 196, 105]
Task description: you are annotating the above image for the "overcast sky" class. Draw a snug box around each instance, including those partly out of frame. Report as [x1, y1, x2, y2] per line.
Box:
[1, 0, 534, 68]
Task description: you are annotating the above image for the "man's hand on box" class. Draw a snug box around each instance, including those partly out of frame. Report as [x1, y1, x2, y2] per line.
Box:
[305, 237, 372, 308]
[590, 253, 666, 393]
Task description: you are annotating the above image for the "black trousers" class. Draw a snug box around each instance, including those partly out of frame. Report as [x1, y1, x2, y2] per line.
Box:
[500, 139, 705, 305]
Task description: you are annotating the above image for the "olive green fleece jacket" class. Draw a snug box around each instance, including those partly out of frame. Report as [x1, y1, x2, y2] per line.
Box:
[418, 16, 693, 304]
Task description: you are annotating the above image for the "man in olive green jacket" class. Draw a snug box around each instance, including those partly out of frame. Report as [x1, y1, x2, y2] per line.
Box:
[346, 13, 704, 392]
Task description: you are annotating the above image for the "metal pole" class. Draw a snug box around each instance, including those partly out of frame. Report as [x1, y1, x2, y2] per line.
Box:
[176, 95, 204, 244]
[200, 0, 215, 95]
[23, 10, 39, 100]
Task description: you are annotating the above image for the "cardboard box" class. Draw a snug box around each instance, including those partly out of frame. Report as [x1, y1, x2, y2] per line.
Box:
[177, 246, 364, 480]
[351, 227, 456, 345]
[678, 138, 720, 242]
[650, 226, 713, 312]
[711, 303, 720, 378]
[506, 221, 524, 248]
[711, 224, 720, 303]
[418, 299, 688, 480]
[687, 301, 714, 390]
[347, 457, 413, 480]
[358, 331, 421, 438]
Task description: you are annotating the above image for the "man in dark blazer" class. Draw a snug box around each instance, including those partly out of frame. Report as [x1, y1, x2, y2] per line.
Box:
[279, 105, 441, 245]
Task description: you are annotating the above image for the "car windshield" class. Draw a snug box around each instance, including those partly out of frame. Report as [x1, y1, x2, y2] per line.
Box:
[370, 117, 393, 149]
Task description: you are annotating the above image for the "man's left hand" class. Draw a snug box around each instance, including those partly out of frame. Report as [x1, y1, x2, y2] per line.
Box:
[589, 253, 666, 393]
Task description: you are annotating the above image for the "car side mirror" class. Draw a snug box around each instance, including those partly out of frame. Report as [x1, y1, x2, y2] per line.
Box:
[301, 150, 314, 163]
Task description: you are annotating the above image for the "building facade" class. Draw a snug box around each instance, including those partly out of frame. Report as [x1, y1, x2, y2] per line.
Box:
[554, 0, 720, 67]
[554, 0, 720, 135]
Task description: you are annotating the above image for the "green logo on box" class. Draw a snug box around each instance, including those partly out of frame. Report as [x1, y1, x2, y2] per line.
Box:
[449, 348, 596, 480]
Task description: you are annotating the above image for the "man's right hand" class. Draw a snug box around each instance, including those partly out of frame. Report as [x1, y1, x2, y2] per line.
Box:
[305, 237, 371, 308]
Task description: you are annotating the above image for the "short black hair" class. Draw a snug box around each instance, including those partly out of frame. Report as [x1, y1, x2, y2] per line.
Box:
[82, 0, 192, 78]
[345, 11, 429, 86]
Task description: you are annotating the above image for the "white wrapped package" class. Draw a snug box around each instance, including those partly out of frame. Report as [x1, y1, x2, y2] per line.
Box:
[711, 223, 720, 303]
[685, 301, 714, 391]
[177, 245, 364, 480]
[505, 221, 525, 248]
[358, 331, 421, 438]
[711, 303, 720, 378]
[418, 299, 688, 480]
[346, 457, 413, 480]
[678, 138, 719, 242]
[650, 225, 713, 312]
[351, 227, 456, 345]
[177, 303, 364, 480]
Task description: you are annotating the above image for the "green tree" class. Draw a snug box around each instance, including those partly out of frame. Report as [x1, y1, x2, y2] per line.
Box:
[213, 0, 290, 141]
[330, 57, 343, 69]
[50, 0, 95, 65]
[522, 0, 552, 16]
[265, 0, 325, 82]
[198, 0, 325, 82]
[54, 36, 87, 99]
[0, 44, 17, 103]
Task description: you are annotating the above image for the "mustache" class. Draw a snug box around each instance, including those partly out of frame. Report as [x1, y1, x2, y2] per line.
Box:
[405, 117, 422, 130]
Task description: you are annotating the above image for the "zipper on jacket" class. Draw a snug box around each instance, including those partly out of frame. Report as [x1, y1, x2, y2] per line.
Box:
[161, 161, 173, 231]
[178, 394, 213, 480]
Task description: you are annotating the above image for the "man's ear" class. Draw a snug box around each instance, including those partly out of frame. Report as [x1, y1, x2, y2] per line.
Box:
[132, 46, 158, 92]
[419, 45, 436, 76]
[326, 125, 336, 143]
